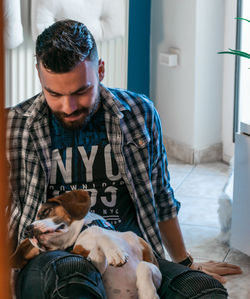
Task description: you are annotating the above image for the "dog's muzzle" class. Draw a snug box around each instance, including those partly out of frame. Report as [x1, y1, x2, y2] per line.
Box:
[25, 224, 35, 238]
[24, 222, 67, 239]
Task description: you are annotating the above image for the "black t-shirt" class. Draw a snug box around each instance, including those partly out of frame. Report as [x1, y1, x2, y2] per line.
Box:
[48, 104, 142, 236]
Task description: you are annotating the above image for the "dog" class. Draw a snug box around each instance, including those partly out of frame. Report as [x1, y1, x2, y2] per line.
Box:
[218, 158, 234, 244]
[11, 190, 162, 299]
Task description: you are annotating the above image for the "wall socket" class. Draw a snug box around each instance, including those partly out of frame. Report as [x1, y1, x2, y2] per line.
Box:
[159, 47, 180, 67]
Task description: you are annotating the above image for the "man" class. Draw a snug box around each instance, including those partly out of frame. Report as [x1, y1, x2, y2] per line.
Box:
[7, 19, 241, 299]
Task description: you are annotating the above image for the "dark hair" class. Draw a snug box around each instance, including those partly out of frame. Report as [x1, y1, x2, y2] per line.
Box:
[36, 19, 98, 73]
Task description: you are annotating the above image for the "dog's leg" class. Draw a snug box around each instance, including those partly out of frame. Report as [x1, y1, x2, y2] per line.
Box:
[10, 238, 40, 269]
[72, 244, 108, 275]
[95, 232, 128, 267]
[136, 237, 162, 299]
[138, 237, 159, 266]
[76, 227, 128, 267]
[136, 261, 162, 299]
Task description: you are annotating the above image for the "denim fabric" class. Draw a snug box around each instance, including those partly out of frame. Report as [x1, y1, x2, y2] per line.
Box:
[16, 252, 228, 299]
[15, 251, 106, 299]
[157, 259, 228, 299]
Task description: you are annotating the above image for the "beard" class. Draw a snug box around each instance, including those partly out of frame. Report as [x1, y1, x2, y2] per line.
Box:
[52, 94, 101, 130]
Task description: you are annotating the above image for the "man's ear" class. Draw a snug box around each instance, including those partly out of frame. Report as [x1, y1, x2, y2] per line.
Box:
[98, 59, 105, 82]
[48, 190, 91, 220]
[36, 63, 41, 81]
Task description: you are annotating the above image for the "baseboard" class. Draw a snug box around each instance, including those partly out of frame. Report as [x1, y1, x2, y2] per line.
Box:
[163, 136, 222, 164]
[222, 153, 232, 164]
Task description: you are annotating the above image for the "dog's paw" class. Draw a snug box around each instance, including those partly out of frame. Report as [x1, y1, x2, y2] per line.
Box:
[138, 290, 160, 299]
[106, 248, 129, 267]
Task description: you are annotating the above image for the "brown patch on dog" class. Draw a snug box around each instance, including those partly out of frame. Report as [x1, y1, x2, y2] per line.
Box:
[53, 206, 72, 223]
[10, 238, 40, 269]
[36, 203, 71, 224]
[37, 202, 59, 219]
[72, 244, 90, 257]
[139, 237, 159, 267]
[48, 190, 91, 220]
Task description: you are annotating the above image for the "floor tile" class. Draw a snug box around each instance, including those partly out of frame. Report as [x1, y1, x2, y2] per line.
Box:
[225, 248, 250, 266]
[193, 257, 246, 299]
[167, 156, 184, 164]
[175, 173, 228, 198]
[167, 159, 194, 174]
[226, 274, 250, 298]
[169, 171, 190, 190]
[180, 224, 229, 261]
[192, 162, 231, 176]
[165, 160, 250, 298]
[177, 195, 220, 228]
[224, 250, 250, 298]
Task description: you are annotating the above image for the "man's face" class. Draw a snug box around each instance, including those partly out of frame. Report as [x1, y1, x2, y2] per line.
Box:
[37, 59, 105, 129]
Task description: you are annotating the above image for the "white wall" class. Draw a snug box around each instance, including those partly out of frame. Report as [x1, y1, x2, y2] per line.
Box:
[151, 0, 196, 147]
[5, 0, 129, 107]
[221, 0, 237, 162]
[151, 0, 225, 153]
[194, 1, 224, 148]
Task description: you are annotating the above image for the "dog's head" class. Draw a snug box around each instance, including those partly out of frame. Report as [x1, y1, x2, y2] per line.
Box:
[25, 190, 91, 251]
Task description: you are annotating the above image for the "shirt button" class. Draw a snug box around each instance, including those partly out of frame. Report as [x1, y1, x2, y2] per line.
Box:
[138, 139, 144, 146]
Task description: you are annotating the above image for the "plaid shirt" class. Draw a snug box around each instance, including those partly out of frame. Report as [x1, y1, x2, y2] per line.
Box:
[6, 84, 180, 258]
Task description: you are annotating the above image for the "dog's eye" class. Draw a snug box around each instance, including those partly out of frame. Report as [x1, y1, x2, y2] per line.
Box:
[39, 208, 51, 219]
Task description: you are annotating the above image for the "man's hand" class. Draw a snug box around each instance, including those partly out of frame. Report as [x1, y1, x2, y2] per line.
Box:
[158, 218, 242, 284]
[191, 261, 242, 284]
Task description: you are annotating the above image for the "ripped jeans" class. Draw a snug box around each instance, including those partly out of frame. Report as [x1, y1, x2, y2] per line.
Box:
[15, 252, 228, 299]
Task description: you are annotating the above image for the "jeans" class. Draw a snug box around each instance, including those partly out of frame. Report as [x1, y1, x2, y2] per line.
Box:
[16, 251, 106, 299]
[157, 259, 228, 298]
[15, 252, 228, 299]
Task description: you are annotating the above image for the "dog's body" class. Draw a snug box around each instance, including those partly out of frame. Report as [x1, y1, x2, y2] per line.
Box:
[11, 190, 162, 299]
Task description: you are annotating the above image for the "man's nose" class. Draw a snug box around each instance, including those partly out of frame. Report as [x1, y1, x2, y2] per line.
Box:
[62, 95, 78, 115]
[25, 224, 34, 238]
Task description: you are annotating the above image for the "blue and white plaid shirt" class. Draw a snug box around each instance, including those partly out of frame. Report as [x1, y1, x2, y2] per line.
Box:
[6, 84, 180, 258]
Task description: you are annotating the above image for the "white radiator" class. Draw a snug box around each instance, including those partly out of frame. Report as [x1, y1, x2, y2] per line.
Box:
[5, 37, 127, 107]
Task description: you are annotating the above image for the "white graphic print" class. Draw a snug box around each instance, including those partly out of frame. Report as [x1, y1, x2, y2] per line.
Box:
[50, 148, 72, 184]
[49, 144, 125, 225]
[100, 186, 118, 207]
[104, 144, 122, 181]
[78, 145, 98, 182]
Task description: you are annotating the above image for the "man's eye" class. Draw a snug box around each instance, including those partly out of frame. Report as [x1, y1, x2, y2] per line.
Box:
[49, 93, 60, 98]
[75, 90, 88, 96]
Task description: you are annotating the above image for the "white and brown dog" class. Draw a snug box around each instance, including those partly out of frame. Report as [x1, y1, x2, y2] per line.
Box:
[11, 190, 162, 299]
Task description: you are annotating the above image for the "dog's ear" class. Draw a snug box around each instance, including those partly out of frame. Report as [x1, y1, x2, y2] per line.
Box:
[48, 190, 91, 220]
[10, 238, 40, 269]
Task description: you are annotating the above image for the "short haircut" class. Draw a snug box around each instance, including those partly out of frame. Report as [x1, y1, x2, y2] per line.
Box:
[36, 19, 98, 73]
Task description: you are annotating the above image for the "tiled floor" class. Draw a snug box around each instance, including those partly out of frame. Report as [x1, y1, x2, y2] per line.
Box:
[167, 157, 250, 299]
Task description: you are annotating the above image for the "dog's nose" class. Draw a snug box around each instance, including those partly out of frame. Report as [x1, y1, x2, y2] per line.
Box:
[24, 224, 34, 238]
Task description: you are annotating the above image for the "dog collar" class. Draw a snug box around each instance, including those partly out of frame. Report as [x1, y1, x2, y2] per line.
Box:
[80, 219, 115, 233]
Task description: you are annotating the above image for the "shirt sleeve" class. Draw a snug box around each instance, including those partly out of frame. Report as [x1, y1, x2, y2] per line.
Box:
[150, 106, 181, 222]
[6, 108, 23, 250]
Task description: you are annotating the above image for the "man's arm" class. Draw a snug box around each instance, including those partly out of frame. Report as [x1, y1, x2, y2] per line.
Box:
[148, 103, 242, 282]
[158, 217, 188, 263]
[159, 216, 242, 284]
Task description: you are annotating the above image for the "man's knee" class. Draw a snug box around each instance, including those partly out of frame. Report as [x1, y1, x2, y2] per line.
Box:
[169, 270, 228, 298]
[16, 251, 106, 299]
